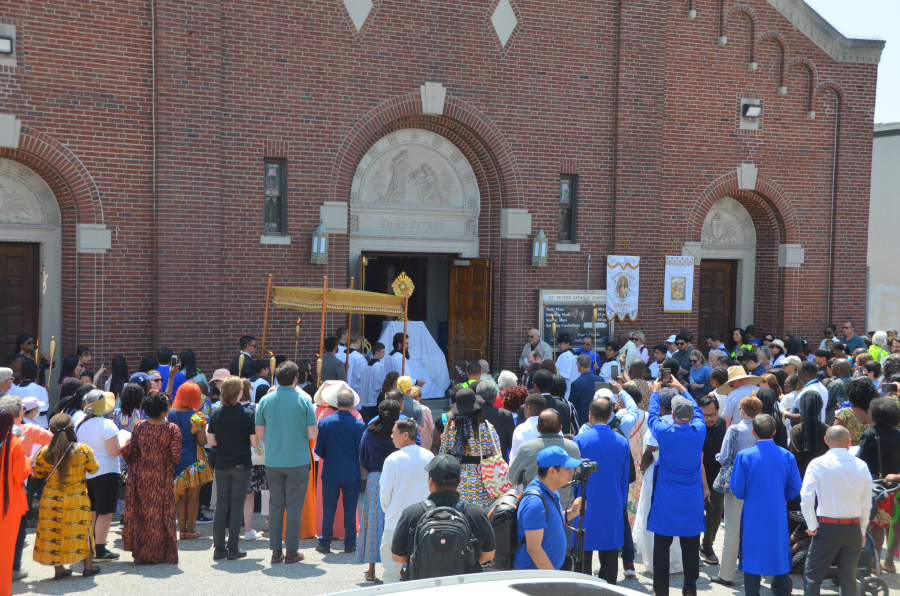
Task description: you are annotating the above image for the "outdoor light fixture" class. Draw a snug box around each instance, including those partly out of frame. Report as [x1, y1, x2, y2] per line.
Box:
[532, 229, 548, 267]
[311, 220, 328, 265]
[0, 37, 12, 55]
[742, 103, 762, 118]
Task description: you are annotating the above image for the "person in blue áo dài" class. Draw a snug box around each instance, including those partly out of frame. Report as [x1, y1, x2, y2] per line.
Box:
[728, 413, 802, 596]
[647, 377, 706, 596]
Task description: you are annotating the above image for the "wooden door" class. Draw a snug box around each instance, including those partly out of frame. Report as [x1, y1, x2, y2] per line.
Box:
[0, 243, 39, 359]
[448, 259, 491, 372]
[697, 260, 736, 356]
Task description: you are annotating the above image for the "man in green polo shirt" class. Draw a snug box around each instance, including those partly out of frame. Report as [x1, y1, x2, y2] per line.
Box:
[461, 361, 482, 388]
[255, 361, 318, 565]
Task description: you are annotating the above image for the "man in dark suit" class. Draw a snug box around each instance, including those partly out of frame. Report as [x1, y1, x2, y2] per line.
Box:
[229, 335, 257, 378]
[569, 353, 603, 427]
[320, 336, 347, 382]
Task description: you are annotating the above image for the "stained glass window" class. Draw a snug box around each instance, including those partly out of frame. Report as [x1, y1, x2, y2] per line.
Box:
[264, 159, 286, 234]
[558, 174, 577, 242]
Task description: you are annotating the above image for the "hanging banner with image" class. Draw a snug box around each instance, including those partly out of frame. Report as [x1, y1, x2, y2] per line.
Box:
[664, 255, 695, 313]
[606, 255, 640, 321]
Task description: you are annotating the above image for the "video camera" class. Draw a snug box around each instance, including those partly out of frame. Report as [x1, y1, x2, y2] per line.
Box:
[573, 459, 598, 483]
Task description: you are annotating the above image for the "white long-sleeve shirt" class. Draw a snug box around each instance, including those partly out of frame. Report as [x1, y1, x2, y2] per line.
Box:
[380, 444, 433, 530]
[800, 448, 872, 535]
[359, 359, 386, 408]
[555, 350, 579, 398]
[510, 415, 541, 464]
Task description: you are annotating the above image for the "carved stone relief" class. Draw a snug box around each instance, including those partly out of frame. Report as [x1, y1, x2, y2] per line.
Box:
[349, 129, 480, 239]
[701, 196, 756, 247]
[0, 157, 61, 226]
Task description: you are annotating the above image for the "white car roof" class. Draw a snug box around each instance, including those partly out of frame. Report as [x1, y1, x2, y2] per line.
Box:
[330, 570, 647, 596]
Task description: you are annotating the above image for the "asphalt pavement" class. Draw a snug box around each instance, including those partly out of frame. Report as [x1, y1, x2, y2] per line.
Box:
[12, 511, 900, 596]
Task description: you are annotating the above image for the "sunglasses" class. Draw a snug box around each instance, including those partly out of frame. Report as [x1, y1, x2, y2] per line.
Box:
[842, 326, 852, 329]
[676, 342, 686, 347]
[689, 359, 699, 364]
[150, 377, 162, 383]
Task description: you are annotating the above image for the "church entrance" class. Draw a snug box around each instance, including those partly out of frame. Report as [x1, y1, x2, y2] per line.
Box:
[360, 253, 451, 355]
[359, 253, 492, 373]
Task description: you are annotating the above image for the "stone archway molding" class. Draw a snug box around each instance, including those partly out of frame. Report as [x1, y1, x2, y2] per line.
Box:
[688, 163, 799, 245]
[329, 85, 523, 210]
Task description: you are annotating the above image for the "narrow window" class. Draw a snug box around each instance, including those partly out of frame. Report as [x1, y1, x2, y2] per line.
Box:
[264, 159, 286, 234]
[558, 174, 577, 242]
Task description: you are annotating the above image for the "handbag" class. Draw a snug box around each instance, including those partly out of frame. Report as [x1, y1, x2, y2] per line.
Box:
[251, 440, 265, 466]
[478, 424, 513, 499]
[712, 426, 740, 495]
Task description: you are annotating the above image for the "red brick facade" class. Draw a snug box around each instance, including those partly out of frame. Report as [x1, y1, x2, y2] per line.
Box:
[0, 0, 879, 374]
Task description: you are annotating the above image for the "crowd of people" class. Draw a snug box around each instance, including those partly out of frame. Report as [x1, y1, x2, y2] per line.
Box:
[0, 321, 898, 595]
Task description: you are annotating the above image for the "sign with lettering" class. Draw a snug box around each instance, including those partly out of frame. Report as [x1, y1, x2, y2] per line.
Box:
[536, 290, 611, 349]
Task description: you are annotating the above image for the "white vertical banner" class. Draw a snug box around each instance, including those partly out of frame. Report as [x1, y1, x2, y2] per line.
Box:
[664, 255, 695, 313]
[606, 255, 640, 321]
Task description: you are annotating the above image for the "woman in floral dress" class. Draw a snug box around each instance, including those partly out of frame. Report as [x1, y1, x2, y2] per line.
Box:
[120, 392, 182, 564]
[439, 388, 502, 509]
[168, 382, 213, 540]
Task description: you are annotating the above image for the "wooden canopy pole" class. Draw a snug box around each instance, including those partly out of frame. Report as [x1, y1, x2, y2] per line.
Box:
[345, 277, 354, 377]
[261, 274, 273, 355]
[402, 296, 408, 376]
[318, 276, 328, 387]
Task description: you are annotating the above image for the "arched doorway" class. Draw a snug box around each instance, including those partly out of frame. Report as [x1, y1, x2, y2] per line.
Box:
[349, 127, 489, 372]
[697, 197, 757, 351]
[0, 157, 62, 358]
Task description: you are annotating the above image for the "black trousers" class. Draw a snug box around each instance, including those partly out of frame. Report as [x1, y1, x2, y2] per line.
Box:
[200, 448, 215, 509]
[745, 573, 791, 596]
[803, 523, 862, 596]
[702, 490, 724, 550]
[581, 549, 619, 584]
[653, 534, 700, 596]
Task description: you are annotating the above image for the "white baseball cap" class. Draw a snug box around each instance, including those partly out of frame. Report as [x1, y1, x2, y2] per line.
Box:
[666, 335, 678, 343]
[22, 396, 46, 411]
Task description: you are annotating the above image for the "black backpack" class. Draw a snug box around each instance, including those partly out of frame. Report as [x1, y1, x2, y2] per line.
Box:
[408, 500, 477, 580]
[486, 489, 547, 570]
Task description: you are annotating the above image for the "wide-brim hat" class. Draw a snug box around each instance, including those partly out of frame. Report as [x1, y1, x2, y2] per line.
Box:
[314, 380, 360, 408]
[87, 392, 116, 416]
[770, 339, 786, 351]
[451, 388, 483, 414]
[211, 368, 230, 383]
[783, 356, 803, 367]
[716, 365, 761, 395]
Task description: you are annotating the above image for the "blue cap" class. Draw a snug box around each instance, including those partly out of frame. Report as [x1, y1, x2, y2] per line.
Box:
[536, 446, 582, 469]
[129, 372, 150, 384]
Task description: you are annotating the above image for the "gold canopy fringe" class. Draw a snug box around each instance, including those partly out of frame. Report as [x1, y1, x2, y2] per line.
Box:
[272, 286, 405, 316]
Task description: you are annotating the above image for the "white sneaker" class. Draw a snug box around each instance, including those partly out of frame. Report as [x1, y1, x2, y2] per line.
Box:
[244, 530, 259, 541]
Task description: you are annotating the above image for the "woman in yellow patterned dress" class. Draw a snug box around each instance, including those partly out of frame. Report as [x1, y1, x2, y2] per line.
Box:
[168, 382, 213, 540]
[32, 413, 101, 579]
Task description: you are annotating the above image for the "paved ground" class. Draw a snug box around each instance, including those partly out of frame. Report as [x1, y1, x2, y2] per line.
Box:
[13, 512, 900, 596]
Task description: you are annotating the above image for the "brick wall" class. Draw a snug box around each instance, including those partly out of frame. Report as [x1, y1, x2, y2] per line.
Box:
[0, 0, 877, 376]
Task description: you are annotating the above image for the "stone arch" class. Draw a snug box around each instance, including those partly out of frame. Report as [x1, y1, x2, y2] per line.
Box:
[330, 93, 523, 210]
[0, 128, 104, 378]
[689, 169, 798, 244]
[757, 31, 788, 91]
[690, 169, 799, 333]
[786, 57, 818, 115]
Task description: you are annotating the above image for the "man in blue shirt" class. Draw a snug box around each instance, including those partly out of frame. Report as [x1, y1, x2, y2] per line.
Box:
[155, 347, 186, 398]
[573, 397, 631, 583]
[255, 361, 319, 564]
[314, 383, 366, 554]
[568, 354, 603, 425]
[647, 378, 706, 596]
[841, 321, 866, 354]
[512, 446, 583, 570]
[576, 335, 600, 373]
